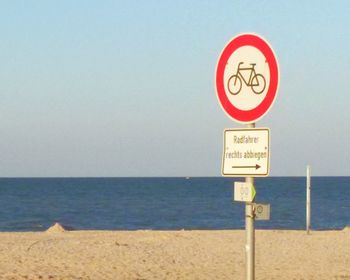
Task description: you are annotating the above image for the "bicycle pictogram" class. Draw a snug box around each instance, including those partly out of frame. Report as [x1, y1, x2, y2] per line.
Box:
[227, 62, 266, 95]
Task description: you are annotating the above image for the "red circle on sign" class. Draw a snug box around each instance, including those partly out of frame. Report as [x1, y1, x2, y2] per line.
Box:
[215, 34, 279, 123]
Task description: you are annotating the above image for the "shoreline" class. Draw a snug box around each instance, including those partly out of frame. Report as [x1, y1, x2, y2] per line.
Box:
[0, 226, 349, 233]
[0, 229, 349, 234]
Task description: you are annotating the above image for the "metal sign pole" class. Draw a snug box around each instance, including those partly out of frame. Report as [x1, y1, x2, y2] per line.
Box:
[215, 33, 278, 280]
[245, 123, 255, 280]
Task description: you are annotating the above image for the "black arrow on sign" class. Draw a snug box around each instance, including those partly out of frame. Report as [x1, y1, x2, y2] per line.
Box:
[232, 164, 261, 170]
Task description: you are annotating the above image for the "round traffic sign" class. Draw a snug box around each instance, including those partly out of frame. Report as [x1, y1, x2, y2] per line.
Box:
[215, 34, 279, 123]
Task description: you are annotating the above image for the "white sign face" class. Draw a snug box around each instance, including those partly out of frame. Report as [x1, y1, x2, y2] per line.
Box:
[224, 46, 270, 111]
[222, 128, 270, 177]
[254, 203, 270, 220]
[234, 182, 256, 202]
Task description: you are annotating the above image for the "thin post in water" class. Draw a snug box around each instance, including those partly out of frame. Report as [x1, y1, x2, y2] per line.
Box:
[306, 165, 311, 234]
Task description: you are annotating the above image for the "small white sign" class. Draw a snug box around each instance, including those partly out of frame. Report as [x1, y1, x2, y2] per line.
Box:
[254, 203, 270, 220]
[222, 128, 270, 177]
[234, 182, 256, 202]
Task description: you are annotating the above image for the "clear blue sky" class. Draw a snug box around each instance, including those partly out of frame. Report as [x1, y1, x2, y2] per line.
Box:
[0, 1, 349, 177]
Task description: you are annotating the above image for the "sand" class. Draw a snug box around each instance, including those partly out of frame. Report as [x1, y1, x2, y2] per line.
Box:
[0, 227, 349, 279]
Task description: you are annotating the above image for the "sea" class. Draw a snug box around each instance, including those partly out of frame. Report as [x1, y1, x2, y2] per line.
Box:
[0, 177, 349, 232]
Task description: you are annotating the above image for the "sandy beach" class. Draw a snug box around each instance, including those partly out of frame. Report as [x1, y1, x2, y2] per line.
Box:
[0, 226, 348, 280]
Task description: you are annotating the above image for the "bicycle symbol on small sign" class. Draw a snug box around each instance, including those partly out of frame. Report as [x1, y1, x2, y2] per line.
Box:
[227, 62, 266, 95]
[240, 186, 249, 197]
